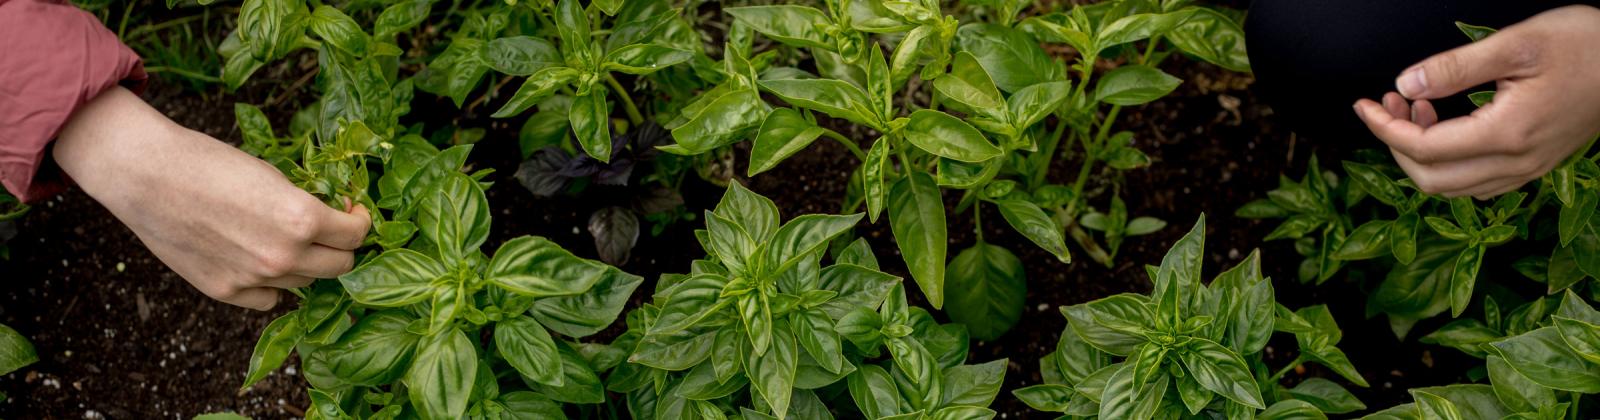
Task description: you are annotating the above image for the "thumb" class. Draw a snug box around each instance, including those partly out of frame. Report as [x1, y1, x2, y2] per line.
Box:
[1396, 28, 1539, 100]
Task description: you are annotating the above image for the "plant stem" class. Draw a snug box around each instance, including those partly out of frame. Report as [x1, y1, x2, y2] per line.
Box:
[1030, 113, 1071, 189]
[894, 139, 914, 178]
[974, 201, 985, 243]
[1269, 357, 1306, 383]
[144, 66, 224, 83]
[605, 74, 645, 125]
[117, 1, 136, 40]
[822, 129, 869, 161]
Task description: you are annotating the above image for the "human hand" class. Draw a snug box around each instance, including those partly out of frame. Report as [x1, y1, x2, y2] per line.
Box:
[52, 87, 370, 310]
[1352, 5, 1600, 198]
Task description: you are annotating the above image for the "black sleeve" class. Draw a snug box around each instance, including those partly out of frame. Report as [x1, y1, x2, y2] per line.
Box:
[1243, 0, 1598, 146]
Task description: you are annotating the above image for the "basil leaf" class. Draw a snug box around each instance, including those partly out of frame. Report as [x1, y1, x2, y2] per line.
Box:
[890, 172, 949, 308]
[903, 110, 1003, 162]
[749, 108, 827, 176]
[406, 329, 476, 420]
[725, 6, 834, 50]
[1093, 65, 1182, 106]
[945, 243, 1026, 341]
[496, 315, 564, 387]
[339, 249, 445, 307]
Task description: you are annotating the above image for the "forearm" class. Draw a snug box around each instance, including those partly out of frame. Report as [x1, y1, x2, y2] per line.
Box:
[53, 87, 206, 217]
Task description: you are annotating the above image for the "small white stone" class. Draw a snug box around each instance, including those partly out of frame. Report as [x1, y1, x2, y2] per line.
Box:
[115, 262, 125, 272]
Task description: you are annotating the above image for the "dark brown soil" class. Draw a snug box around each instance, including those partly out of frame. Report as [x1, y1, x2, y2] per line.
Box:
[0, 10, 1483, 420]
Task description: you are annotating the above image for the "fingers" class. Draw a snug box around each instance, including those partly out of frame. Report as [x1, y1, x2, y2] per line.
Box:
[313, 203, 370, 251]
[262, 275, 316, 289]
[1354, 99, 1506, 163]
[223, 287, 281, 311]
[1390, 149, 1537, 197]
[1396, 27, 1540, 100]
[1412, 99, 1439, 129]
[1382, 92, 1410, 119]
[293, 244, 357, 279]
[1459, 177, 1531, 200]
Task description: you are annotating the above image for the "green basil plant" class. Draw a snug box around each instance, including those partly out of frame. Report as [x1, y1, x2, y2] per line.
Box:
[658, 0, 1248, 341]
[1363, 290, 1600, 420]
[1015, 215, 1370, 419]
[1237, 21, 1600, 338]
[604, 183, 1008, 420]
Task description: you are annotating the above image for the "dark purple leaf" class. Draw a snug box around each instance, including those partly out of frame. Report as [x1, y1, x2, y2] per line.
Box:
[516, 147, 573, 197]
[594, 158, 635, 186]
[588, 206, 640, 265]
[633, 186, 684, 214]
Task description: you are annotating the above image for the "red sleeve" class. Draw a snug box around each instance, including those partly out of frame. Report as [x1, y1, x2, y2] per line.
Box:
[0, 0, 146, 203]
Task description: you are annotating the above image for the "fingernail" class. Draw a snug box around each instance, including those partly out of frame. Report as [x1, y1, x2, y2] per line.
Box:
[1352, 103, 1364, 118]
[1397, 68, 1427, 98]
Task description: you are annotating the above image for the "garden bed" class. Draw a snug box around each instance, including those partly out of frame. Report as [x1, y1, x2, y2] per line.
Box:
[0, 55, 1474, 418]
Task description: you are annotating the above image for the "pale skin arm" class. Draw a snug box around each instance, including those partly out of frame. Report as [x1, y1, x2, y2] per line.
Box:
[1353, 5, 1600, 199]
[52, 86, 369, 310]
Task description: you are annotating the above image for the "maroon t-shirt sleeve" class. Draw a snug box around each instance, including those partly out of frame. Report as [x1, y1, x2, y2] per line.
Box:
[0, 0, 146, 202]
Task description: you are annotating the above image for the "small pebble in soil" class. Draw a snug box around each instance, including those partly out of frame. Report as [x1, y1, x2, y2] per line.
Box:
[1035, 303, 1049, 312]
[83, 410, 102, 419]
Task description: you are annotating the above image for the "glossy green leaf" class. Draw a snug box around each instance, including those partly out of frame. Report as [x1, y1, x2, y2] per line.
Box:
[1093, 65, 1182, 106]
[308, 6, 367, 55]
[493, 68, 579, 118]
[487, 235, 610, 297]
[902, 110, 1003, 162]
[1062, 294, 1152, 356]
[1489, 327, 1600, 393]
[1486, 354, 1555, 413]
[570, 90, 613, 162]
[419, 172, 491, 262]
[1332, 220, 1392, 261]
[749, 327, 799, 420]
[759, 79, 879, 128]
[749, 109, 827, 176]
[945, 243, 1026, 341]
[528, 266, 642, 338]
[1165, 8, 1250, 72]
[890, 172, 948, 308]
[496, 315, 563, 387]
[241, 312, 302, 389]
[406, 329, 476, 420]
[725, 6, 834, 50]
[955, 23, 1064, 93]
[339, 249, 445, 307]
[1013, 384, 1076, 412]
[1288, 377, 1365, 414]
[995, 199, 1071, 263]
[933, 51, 1005, 111]
[1180, 338, 1265, 409]
[311, 310, 420, 386]
[603, 44, 692, 75]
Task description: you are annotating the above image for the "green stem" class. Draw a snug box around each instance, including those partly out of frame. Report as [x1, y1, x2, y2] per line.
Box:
[605, 73, 645, 125]
[1269, 357, 1306, 383]
[144, 66, 224, 83]
[117, 1, 135, 40]
[1139, 35, 1163, 65]
[974, 201, 986, 243]
[822, 129, 868, 161]
[894, 138, 914, 177]
[1029, 110, 1072, 189]
[1093, 105, 1123, 147]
